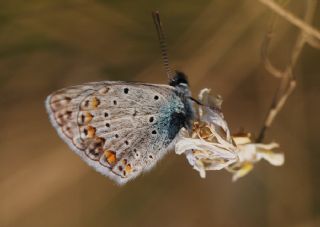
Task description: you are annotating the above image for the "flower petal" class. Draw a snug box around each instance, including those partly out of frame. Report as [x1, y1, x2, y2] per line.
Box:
[175, 88, 285, 181]
[232, 163, 254, 181]
[257, 152, 285, 166]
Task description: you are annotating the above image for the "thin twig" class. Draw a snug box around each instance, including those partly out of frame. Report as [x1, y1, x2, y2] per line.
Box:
[256, 0, 318, 142]
[261, 14, 283, 78]
[256, 79, 296, 142]
[306, 36, 320, 49]
[290, 0, 318, 67]
[258, 0, 320, 40]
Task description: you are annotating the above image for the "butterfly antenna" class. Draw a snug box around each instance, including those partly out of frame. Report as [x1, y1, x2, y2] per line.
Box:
[188, 96, 222, 112]
[188, 96, 204, 106]
[152, 11, 174, 81]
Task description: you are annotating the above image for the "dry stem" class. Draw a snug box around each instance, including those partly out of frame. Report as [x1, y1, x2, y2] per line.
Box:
[306, 36, 320, 49]
[256, 0, 318, 142]
[258, 0, 320, 40]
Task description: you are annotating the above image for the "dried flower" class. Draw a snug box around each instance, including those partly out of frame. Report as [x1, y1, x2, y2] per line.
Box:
[229, 133, 284, 181]
[175, 89, 239, 178]
[175, 88, 285, 181]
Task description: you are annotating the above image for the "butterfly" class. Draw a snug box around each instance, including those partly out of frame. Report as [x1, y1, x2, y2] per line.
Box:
[45, 12, 196, 185]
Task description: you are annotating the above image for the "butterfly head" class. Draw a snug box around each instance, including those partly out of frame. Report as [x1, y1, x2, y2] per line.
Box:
[169, 71, 194, 130]
[169, 71, 189, 88]
[169, 71, 192, 99]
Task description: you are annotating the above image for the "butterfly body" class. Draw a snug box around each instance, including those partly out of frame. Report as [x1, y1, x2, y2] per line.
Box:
[46, 73, 194, 184]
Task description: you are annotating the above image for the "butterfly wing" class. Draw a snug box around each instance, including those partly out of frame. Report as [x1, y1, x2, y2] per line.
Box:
[46, 81, 192, 184]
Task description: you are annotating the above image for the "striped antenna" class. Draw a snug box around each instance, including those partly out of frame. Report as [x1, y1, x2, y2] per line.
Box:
[152, 11, 174, 80]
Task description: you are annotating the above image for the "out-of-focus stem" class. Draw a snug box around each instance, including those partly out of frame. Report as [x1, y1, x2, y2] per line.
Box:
[258, 0, 320, 40]
[256, 0, 318, 142]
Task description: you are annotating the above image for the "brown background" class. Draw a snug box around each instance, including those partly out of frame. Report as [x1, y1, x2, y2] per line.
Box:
[1, 0, 320, 226]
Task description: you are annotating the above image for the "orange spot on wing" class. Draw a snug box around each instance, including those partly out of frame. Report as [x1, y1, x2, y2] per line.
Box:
[91, 97, 100, 108]
[125, 164, 132, 173]
[84, 112, 93, 124]
[87, 125, 96, 138]
[104, 150, 116, 165]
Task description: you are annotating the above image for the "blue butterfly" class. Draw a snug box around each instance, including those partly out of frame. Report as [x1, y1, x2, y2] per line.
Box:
[45, 12, 196, 184]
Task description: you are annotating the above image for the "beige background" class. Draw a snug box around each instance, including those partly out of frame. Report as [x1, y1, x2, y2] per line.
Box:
[0, 0, 319, 226]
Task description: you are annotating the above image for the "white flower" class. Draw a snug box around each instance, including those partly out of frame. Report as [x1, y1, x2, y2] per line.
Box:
[175, 89, 239, 178]
[175, 88, 285, 181]
[229, 134, 285, 181]
[176, 128, 238, 178]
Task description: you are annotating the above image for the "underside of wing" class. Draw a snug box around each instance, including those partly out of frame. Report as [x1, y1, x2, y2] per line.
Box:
[46, 81, 188, 184]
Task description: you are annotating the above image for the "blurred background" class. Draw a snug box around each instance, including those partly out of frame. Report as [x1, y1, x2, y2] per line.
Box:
[1, 0, 320, 226]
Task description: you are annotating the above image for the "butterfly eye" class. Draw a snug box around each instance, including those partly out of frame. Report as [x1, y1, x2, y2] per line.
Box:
[154, 95, 159, 100]
[115, 134, 119, 138]
[113, 100, 117, 105]
[124, 88, 129, 94]
[105, 123, 110, 128]
[149, 155, 154, 159]
[149, 117, 154, 123]
[104, 112, 109, 117]
[151, 130, 157, 135]
[125, 140, 129, 145]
